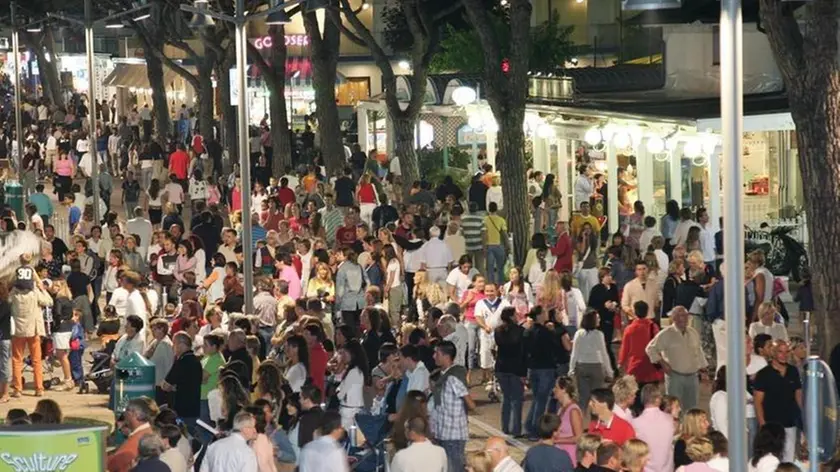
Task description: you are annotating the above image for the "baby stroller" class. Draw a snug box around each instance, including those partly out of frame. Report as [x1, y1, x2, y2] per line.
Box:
[348, 413, 391, 472]
[80, 339, 116, 394]
[24, 336, 62, 390]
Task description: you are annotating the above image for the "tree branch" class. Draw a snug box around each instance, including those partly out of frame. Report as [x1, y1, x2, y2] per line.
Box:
[758, 0, 806, 84]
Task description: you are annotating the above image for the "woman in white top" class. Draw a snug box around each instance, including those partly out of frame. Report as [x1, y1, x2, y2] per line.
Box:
[748, 250, 774, 321]
[748, 423, 785, 472]
[189, 168, 208, 209]
[188, 234, 207, 284]
[561, 272, 586, 332]
[203, 254, 228, 303]
[112, 315, 146, 364]
[284, 335, 309, 393]
[748, 301, 789, 342]
[568, 309, 613, 412]
[527, 248, 550, 292]
[709, 365, 756, 442]
[338, 340, 370, 430]
[502, 266, 533, 319]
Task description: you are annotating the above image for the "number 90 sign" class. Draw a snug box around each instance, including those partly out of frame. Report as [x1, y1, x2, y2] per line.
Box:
[253, 35, 310, 50]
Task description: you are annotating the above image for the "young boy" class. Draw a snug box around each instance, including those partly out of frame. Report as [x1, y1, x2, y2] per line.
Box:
[69, 309, 87, 392]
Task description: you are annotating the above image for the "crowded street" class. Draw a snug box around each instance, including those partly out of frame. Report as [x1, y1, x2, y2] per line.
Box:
[0, 0, 837, 472]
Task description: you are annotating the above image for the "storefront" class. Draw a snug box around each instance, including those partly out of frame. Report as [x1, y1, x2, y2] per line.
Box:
[103, 58, 197, 119]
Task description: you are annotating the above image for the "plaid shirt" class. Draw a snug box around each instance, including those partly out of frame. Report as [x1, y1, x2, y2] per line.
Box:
[430, 372, 469, 441]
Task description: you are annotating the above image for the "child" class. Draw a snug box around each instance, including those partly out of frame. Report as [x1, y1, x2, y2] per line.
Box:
[245, 335, 262, 395]
[69, 309, 87, 392]
[255, 240, 274, 276]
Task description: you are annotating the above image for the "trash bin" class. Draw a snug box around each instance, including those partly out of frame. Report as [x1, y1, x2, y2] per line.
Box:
[110, 351, 156, 415]
[4, 179, 23, 221]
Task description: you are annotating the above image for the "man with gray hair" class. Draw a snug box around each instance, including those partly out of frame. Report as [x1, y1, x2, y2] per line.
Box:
[420, 225, 454, 286]
[107, 397, 155, 472]
[645, 305, 708, 409]
[132, 434, 170, 472]
[631, 383, 674, 472]
[200, 411, 258, 471]
[225, 329, 253, 389]
[437, 314, 467, 367]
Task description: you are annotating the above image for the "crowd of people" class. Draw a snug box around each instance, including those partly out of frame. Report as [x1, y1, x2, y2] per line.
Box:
[0, 93, 822, 472]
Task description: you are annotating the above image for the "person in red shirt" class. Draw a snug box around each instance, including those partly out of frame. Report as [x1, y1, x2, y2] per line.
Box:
[169, 143, 190, 181]
[618, 300, 664, 388]
[303, 324, 328, 396]
[277, 177, 296, 208]
[551, 221, 573, 272]
[335, 213, 358, 249]
[587, 387, 636, 445]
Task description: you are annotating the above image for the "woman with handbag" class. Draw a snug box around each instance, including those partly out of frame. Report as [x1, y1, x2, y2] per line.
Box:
[484, 202, 508, 286]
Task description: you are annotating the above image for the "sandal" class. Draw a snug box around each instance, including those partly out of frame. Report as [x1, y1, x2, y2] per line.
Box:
[0, 396, 10, 403]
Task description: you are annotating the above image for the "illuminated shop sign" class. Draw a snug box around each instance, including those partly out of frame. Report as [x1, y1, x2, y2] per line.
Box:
[252, 35, 310, 49]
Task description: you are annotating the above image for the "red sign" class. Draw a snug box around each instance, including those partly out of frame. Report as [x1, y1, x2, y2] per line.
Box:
[501, 58, 510, 74]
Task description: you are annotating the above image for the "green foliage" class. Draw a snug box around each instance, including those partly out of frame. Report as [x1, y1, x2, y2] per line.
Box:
[431, 11, 575, 74]
[417, 146, 473, 190]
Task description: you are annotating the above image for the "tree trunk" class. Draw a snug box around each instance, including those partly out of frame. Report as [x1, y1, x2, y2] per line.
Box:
[216, 57, 237, 161]
[267, 25, 291, 175]
[42, 27, 65, 108]
[390, 115, 420, 190]
[305, 10, 344, 178]
[196, 52, 216, 143]
[497, 113, 530, 266]
[310, 57, 343, 177]
[146, 50, 170, 144]
[23, 30, 63, 108]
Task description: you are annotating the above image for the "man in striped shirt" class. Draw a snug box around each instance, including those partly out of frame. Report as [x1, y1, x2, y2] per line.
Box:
[461, 202, 486, 274]
[319, 193, 344, 246]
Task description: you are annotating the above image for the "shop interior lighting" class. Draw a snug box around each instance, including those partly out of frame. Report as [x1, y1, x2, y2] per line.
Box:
[537, 123, 556, 139]
[484, 119, 499, 133]
[134, 13, 151, 20]
[702, 136, 720, 155]
[584, 126, 604, 146]
[361, 2, 370, 9]
[683, 139, 702, 158]
[646, 135, 665, 154]
[612, 129, 632, 149]
[398, 60, 411, 70]
[452, 86, 477, 106]
[468, 114, 484, 130]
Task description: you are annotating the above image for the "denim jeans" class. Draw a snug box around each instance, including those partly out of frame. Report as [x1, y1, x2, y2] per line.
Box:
[464, 321, 481, 370]
[438, 439, 466, 472]
[0, 339, 10, 384]
[486, 244, 506, 285]
[526, 368, 556, 436]
[497, 372, 524, 436]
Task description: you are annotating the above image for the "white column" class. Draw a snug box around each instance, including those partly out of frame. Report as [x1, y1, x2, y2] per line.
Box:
[669, 144, 683, 206]
[557, 138, 570, 221]
[533, 136, 548, 173]
[357, 108, 369, 153]
[637, 140, 654, 211]
[386, 111, 395, 159]
[487, 130, 497, 169]
[608, 143, 619, 235]
[709, 150, 722, 227]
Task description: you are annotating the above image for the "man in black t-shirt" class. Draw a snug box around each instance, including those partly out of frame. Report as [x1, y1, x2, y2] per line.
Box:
[161, 332, 202, 431]
[753, 339, 802, 462]
[333, 167, 356, 208]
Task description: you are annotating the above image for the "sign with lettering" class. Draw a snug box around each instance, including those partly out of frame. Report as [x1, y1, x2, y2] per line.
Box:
[252, 34, 310, 50]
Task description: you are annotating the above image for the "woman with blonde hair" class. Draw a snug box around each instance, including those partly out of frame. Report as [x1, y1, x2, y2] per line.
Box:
[675, 408, 711, 468]
[611, 375, 639, 421]
[622, 439, 650, 472]
[676, 437, 718, 472]
[536, 269, 567, 324]
[748, 301, 788, 341]
[306, 262, 336, 302]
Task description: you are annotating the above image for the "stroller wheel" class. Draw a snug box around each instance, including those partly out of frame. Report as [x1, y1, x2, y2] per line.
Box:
[488, 391, 499, 402]
[50, 377, 62, 387]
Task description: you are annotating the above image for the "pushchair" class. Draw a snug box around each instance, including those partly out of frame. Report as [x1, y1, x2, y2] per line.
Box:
[80, 339, 116, 394]
[24, 336, 62, 389]
[348, 413, 391, 472]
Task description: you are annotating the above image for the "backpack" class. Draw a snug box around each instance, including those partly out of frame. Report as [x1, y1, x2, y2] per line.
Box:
[87, 249, 104, 279]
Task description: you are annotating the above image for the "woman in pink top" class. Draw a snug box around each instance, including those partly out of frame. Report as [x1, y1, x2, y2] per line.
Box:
[230, 178, 243, 213]
[246, 406, 278, 472]
[552, 376, 583, 465]
[54, 151, 75, 200]
[460, 275, 486, 380]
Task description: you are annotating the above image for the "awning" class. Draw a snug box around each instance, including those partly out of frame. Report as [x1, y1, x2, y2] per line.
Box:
[103, 63, 197, 90]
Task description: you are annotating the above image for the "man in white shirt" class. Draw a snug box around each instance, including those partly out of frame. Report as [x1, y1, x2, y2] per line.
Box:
[45, 131, 57, 171]
[421, 226, 454, 285]
[123, 273, 149, 328]
[400, 344, 430, 393]
[486, 436, 524, 472]
[672, 207, 701, 248]
[697, 208, 717, 267]
[200, 411, 258, 472]
[126, 207, 154, 257]
[299, 411, 350, 472]
[438, 315, 467, 367]
[218, 228, 239, 265]
[390, 416, 448, 472]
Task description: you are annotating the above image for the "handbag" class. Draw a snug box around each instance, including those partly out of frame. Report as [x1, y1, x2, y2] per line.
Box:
[488, 215, 511, 253]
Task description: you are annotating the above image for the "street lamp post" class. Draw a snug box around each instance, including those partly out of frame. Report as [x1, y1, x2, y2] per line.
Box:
[48, 3, 152, 225]
[10, 3, 24, 175]
[181, 0, 314, 314]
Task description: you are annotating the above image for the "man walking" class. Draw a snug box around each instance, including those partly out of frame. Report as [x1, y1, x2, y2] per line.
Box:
[430, 340, 475, 472]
